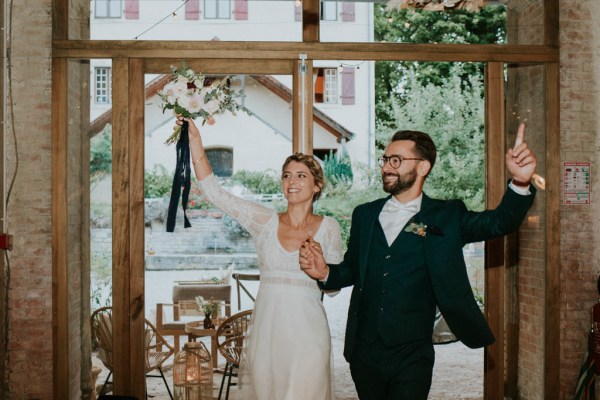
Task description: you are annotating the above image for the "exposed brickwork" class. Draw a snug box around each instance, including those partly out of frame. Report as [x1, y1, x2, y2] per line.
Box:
[4, 0, 54, 398]
[1, 0, 598, 399]
[559, 1, 600, 399]
[559, 0, 600, 399]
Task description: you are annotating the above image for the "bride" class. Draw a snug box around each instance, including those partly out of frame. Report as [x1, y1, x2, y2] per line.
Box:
[177, 116, 343, 399]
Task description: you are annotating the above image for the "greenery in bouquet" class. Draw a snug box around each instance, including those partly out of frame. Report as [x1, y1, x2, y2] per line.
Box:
[158, 62, 249, 145]
[195, 296, 220, 317]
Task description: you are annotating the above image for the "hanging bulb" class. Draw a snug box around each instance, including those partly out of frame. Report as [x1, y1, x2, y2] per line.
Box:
[172, 12, 178, 20]
[294, 0, 302, 7]
[338, 65, 344, 73]
[388, 17, 393, 23]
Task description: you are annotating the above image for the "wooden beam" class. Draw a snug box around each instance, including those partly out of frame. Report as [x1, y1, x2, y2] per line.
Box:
[111, 57, 131, 395]
[51, 57, 69, 400]
[129, 58, 146, 400]
[544, 62, 560, 399]
[484, 62, 506, 400]
[302, 0, 320, 42]
[53, 41, 559, 64]
[544, 0, 559, 47]
[292, 58, 313, 154]
[52, 0, 68, 40]
[143, 59, 294, 75]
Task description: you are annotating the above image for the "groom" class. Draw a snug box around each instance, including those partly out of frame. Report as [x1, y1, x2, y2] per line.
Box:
[300, 124, 537, 400]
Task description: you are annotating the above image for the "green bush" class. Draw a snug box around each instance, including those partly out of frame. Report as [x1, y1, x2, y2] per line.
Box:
[144, 165, 173, 198]
[231, 169, 281, 194]
[323, 150, 353, 183]
[90, 125, 112, 183]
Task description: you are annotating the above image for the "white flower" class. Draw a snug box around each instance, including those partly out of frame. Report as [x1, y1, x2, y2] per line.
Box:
[204, 98, 221, 114]
[159, 62, 248, 145]
[186, 92, 204, 114]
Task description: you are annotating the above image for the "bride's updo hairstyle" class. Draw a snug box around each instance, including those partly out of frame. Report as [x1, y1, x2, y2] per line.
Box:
[281, 153, 325, 201]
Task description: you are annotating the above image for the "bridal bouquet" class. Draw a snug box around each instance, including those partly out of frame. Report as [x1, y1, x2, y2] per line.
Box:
[158, 62, 247, 145]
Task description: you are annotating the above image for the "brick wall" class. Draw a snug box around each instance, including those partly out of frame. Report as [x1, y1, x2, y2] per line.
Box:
[5, 1, 54, 398]
[559, 1, 600, 399]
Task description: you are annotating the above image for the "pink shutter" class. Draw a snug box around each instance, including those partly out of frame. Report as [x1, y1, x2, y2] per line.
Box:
[185, 0, 200, 20]
[125, 0, 139, 19]
[234, 0, 248, 20]
[341, 2, 355, 22]
[294, 3, 302, 22]
[341, 67, 355, 105]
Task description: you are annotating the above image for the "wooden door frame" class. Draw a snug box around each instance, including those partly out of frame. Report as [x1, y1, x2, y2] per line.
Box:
[50, 1, 560, 399]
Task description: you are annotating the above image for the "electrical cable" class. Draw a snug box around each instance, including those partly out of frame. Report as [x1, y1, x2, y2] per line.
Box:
[133, 0, 189, 39]
[2, 0, 17, 396]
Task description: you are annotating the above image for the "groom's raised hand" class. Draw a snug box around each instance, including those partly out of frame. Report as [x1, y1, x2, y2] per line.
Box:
[299, 238, 329, 282]
[506, 123, 537, 184]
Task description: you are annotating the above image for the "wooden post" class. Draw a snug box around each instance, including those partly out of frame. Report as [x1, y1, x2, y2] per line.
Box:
[484, 62, 506, 400]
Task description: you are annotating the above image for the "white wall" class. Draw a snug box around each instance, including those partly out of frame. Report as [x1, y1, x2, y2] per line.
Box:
[90, 0, 376, 173]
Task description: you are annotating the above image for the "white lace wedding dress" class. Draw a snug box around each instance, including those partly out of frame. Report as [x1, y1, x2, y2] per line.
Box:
[197, 174, 344, 400]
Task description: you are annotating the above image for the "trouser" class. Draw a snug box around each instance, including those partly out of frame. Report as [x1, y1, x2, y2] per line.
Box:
[349, 336, 434, 400]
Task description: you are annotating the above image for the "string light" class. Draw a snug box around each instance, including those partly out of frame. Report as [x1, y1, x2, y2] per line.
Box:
[294, 0, 302, 7]
[336, 61, 366, 71]
[133, 0, 189, 39]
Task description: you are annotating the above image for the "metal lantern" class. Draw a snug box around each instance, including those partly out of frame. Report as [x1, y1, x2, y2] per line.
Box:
[173, 341, 213, 400]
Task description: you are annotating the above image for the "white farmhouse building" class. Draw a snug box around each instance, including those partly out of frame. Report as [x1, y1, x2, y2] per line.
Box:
[90, 0, 376, 174]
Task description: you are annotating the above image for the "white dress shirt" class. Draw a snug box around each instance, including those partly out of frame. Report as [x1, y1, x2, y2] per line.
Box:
[379, 194, 422, 246]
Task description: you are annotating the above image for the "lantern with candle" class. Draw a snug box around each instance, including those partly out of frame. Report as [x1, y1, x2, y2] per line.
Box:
[173, 341, 213, 400]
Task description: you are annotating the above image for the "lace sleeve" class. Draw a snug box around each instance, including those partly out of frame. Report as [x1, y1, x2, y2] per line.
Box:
[196, 174, 275, 237]
[322, 216, 344, 264]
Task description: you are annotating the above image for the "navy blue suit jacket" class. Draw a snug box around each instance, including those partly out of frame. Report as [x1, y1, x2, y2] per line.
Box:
[321, 185, 536, 361]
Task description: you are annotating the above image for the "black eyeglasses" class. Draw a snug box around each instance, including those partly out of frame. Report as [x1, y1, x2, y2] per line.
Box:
[378, 155, 424, 169]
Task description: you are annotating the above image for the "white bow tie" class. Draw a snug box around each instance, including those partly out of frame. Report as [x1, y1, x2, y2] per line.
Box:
[382, 200, 419, 214]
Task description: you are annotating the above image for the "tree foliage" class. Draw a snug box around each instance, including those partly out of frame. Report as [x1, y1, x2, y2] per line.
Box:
[374, 6, 506, 128]
[377, 65, 485, 210]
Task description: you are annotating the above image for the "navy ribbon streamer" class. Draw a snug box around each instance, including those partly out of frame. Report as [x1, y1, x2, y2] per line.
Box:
[166, 121, 192, 232]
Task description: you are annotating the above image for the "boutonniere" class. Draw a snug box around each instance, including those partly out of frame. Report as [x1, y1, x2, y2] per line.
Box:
[404, 222, 444, 238]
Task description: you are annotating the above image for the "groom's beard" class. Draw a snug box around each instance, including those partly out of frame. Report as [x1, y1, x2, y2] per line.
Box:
[382, 168, 417, 196]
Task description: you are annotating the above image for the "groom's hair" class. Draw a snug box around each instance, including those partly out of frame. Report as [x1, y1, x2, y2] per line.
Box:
[391, 130, 437, 172]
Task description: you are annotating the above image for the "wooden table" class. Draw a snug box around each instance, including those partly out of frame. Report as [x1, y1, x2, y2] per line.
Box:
[185, 319, 225, 369]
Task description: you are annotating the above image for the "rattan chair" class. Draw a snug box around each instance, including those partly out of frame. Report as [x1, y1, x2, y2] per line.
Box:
[216, 309, 253, 400]
[231, 272, 260, 310]
[91, 306, 175, 400]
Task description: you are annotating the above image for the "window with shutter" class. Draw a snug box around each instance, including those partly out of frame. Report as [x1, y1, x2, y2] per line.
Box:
[124, 0, 139, 19]
[341, 2, 355, 22]
[321, 1, 337, 21]
[234, 0, 248, 20]
[95, 0, 122, 18]
[314, 68, 338, 104]
[185, 0, 200, 20]
[94, 67, 111, 104]
[205, 0, 231, 19]
[341, 67, 355, 105]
